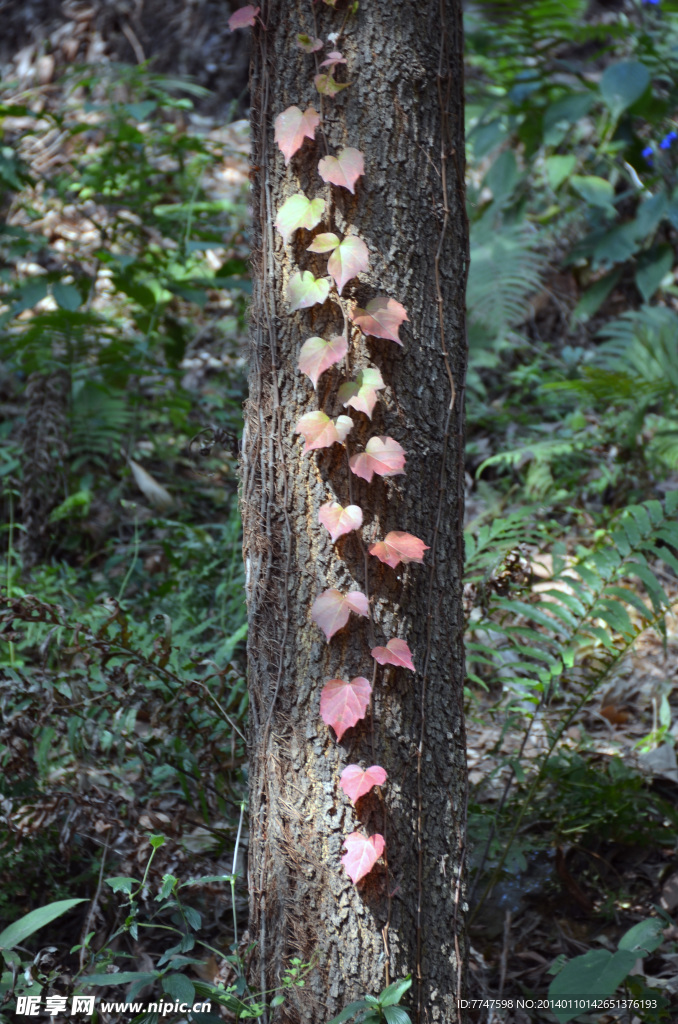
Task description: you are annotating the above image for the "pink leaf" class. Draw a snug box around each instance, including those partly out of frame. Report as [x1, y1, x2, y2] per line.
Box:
[318, 501, 363, 543]
[341, 832, 385, 884]
[371, 637, 415, 672]
[307, 232, 340, 254]
[297, 33, 323, 52]
[339, 765, 387, 803]
[312, 589, 369, 641]
[228, 5, 259, 29]
[319, 50, 346, 69]
[287, 271, 330, 312]
[369, 531, 429, 569]
[274, 106, 321, 165]
[318, 147, 364, 193]
[338, 367, 385, 419]
[349, 436, 406, 483]
[275, 193, 325, 244]
[344, 591, 369, 616]
[295, 411, 353, 453]
[328, 236, 369, 295]
[314, 73, 351, 97]
[298, 335, 348, 388]
[320, 676, 371, 740]
[352, 296, 409, 345]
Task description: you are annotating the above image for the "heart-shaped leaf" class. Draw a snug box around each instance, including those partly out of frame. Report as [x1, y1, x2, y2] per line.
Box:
[314, 73, 351, 97]
[328, 236, 369, 295]
[320, 676, 372, 740]
[297, 34, 323, 53]
[338, 367, 385, 419]
[287, 271, 330, 312]
[318, 501, 363, 542]
[298, 335, 348, 388]
[339, 765, 387, 803]
[228, 5, 259, 29]
[352, 296, 409, 344]
[349, 436, 406, 483]
[275, 194, 325, 244]
[369, 531, 429, 569]
[371, 638, 415, 672]
[274, 106, 321, 165]
[312, 589, 369, 641]
[307, 232, 340, 253]
[295, 411, 353, 453]
[341, 832, 385, 884]
[319, 50, 346, 69]
[318, 148, 364, 193]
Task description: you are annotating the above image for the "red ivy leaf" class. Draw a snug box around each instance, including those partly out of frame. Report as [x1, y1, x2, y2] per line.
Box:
[294, 411, 353, 453]
[318, 501, 363, 543]
[351, 296, 409, 344]
[298, 335, 347, 388]
[369, 531, 429, 569]
[319, 50, 346, 69]
[328, 236, 369, 295]
[341, 832, 385, 884]
[338, 367, 385, 420]
[318, 148, 364, 193]
[349, 436, 406, 483]
[287, 270, 330, 312]
[274, 106, 321, 165]
[371, 637, 415, 672]
[228, 5, 259, 29]
[339, 764, 387, 803]
[311, 588, 369, 640]
[320, 676, 372, 740]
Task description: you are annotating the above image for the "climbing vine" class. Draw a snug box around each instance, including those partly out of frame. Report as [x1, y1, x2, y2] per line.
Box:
[231, 0, 430, 889]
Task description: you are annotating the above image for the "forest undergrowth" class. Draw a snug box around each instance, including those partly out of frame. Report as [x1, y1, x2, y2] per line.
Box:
[2, 0, 678, 1022]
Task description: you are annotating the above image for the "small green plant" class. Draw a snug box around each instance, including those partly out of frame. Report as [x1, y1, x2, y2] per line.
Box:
[548, 918, 669, 1023]
[327, 975, 413, 1024]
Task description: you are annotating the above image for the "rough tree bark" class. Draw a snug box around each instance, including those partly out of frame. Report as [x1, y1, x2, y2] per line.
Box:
[241, 1, 468, 1021]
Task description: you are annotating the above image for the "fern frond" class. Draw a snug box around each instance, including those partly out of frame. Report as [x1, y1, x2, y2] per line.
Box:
[467, 492, 678, 702]
[468, 223, 547, 346]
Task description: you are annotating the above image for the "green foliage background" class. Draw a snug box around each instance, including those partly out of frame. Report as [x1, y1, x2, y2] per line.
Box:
[2, 0, 678, 1018]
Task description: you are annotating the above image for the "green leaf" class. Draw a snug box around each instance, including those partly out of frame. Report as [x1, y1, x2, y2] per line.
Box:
[382, 1008, 412, 1024]
[162, 973, 195, 1005]
[572, 268, 621, 322]
[571, 175, 615, 211]
[379, 975, 412, 1007]
[326, 1000, 369, 1024]
[52, 282, 82, 311]
[636, 245, 673, 303]
[0, 899, 87, 949]
[600, 61, 650, 119]
[80, 971, 158, 987]
[105, 876, 139, 894]
[549, 948, 637, 1023]
[542, 92, 594, 147]
[546, 155, 576, 191]
[485, 150, 519, 204]
[618, 917, 663, 955]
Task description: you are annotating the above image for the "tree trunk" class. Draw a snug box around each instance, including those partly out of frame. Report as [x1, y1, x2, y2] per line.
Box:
[241, 1, 468, 1021]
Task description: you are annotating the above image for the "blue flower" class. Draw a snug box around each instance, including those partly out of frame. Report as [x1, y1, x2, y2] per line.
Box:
[660, 130, 678, 150]
[642, 145, 654, 164]
[642, 0, 661, 6]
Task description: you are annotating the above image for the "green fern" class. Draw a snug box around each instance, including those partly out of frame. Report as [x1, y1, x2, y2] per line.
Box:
[467, 222, 547, 349]
[466, 492, 678, 698]
[70, 381, 133, 465]
[550, 306, 678, 406]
